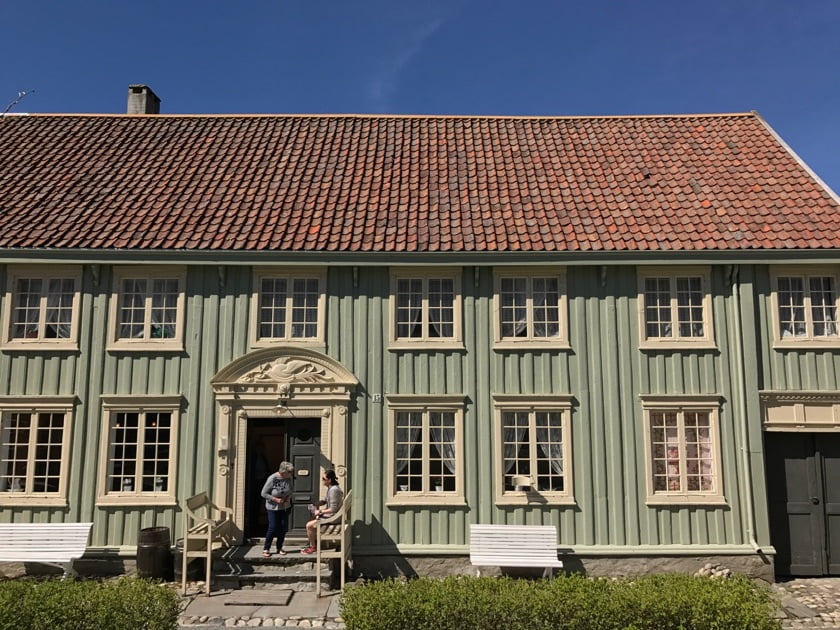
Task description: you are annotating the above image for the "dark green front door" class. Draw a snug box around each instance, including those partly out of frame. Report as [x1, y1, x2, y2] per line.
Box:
[285, 419, 322, 535]
[766, 432, 840, 575]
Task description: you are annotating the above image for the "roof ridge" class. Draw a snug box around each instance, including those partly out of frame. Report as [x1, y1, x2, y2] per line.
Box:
[19, 111, 759, 121]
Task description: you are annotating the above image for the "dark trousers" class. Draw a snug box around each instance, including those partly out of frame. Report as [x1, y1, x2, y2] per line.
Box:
[264, 508, 289, 552]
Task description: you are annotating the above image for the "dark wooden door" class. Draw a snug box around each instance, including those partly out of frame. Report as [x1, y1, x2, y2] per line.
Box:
[825, 437, 840, 574]
[766, 433, 840, 575]
[285, 419, 321, 535]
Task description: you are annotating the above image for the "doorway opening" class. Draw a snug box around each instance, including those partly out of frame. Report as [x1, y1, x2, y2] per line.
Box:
[765, 432, 840, 576]
[244, 417, 322, 541]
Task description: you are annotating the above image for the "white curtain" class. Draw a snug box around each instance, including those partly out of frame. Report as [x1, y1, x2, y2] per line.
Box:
[535, 427, 564, 475]
[502, 426, 528, 474]
[430, 425, 456, 474]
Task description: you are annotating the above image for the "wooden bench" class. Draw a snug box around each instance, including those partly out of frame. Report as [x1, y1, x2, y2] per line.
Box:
[315, 488, 352, 595]
[0, 522, 93, 578]
[181, 492, 234, 594]
[470, 524, 563, 579]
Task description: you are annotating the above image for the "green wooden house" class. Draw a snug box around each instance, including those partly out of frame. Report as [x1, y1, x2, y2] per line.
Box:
[1, 86, 839, 580]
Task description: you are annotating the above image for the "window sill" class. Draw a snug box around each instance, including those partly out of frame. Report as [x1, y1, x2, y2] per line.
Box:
[97, 495, 178, 507]
[639, 341, 717, 351]
[494, 341, 571, 351]
[646, 495, 726, 506]
[106, 342, 184, 352]
[252, 339, 325, 348]
[388, 342, 465, 351]
[772, 339, 840, 350]
[387, 494, 467, 507]
[1, 342, 79, 352]
[0, 495, 68, 507]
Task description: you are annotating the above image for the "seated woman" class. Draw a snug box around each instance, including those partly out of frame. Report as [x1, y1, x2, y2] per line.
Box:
[300, 469, 343, 554]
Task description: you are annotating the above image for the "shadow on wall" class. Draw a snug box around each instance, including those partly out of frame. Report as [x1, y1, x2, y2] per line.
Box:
[348, 516, 419, 580]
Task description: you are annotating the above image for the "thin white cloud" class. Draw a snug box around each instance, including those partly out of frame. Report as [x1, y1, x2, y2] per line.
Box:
[367, 16, 446, 112]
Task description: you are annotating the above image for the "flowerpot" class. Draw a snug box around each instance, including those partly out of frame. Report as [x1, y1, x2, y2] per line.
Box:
[399, 485, 408, 492]
[434, 486, 443, 492]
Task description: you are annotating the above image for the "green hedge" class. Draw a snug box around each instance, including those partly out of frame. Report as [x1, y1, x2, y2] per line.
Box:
[340, 574, 781, 630]
[0, 577, 181, 630]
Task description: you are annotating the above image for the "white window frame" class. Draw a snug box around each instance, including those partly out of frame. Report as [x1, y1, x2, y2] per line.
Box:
[386, 395, 466, 506]
[2, 265, 82, 350]
[251, 268, 326, 346]
[770, 266, 840, 348]
[108, 266, 185, 351]
[493, 395, 574, 505]
[640, 395, 725, 505]
[389, 268, 463, 349]
[493, 267, 568, 348]
[637, 266, 715, 349]
[97, 396, 180, 506]
[0, 396, 74, 507]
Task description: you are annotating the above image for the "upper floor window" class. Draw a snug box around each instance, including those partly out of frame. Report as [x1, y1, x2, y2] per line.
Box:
[2, 266, 81, 349]
[109, 267, 185, 350]
[771, 267, 840, 347]
[494, 268, 568, 347]
[641, 396, 724, 505]
[0, 397, 74, 506]
[98, 396, 180, 506]
[638, 267, 714, 348]
[387, 395, 465, 505]
[252, 269, 325, 345]
[494, 395, 574, 505]
[390, 269, 462, 348]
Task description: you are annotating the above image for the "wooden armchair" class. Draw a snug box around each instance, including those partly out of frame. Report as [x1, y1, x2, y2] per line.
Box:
[181, 492, 234, 594]
[314, 488, 353, 595]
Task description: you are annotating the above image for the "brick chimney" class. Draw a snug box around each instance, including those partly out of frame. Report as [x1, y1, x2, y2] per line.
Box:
[127, 84, 161, 114]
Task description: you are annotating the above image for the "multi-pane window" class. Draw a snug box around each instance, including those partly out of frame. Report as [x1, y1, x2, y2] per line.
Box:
[501, 410, 566, 493]
[105, 410, 173, 496]
[775, 273, 839, 342]
[642, 399, 723, 504]
[638, 268, 713, 346]
[0, 411, 65, 495]
[391, 402, 462, 496]
[253, 271, 324, 344]
[111, 268, 184, 347]
[392, 272, 460, 344]
[3, 268, 80, 346]
[495, 270, 566, 344]
[118, 278, 179, 340]
[260, 278, 319, 339]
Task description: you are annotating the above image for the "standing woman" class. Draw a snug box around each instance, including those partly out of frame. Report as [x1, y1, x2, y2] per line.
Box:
[261, 461, 294, 557]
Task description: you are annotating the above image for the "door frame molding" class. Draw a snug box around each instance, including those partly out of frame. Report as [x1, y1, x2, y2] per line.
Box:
[211, 346, 358, 540]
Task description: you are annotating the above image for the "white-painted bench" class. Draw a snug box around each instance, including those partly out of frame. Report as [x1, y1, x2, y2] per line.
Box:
[470, 524, 564, 579]
[0, 522, 93, 578]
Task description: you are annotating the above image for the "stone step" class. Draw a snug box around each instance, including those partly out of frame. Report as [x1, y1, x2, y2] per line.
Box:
[215, 564, 323, 583]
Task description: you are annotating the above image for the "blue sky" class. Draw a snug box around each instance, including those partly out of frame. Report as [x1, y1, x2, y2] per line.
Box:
[2, 0, 839, 193]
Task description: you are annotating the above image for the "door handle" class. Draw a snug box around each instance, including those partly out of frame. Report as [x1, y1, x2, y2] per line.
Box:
[812, 497, 820, 505]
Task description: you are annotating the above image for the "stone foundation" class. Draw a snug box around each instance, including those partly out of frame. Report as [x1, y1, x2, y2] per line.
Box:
[353, 552, 775, 584]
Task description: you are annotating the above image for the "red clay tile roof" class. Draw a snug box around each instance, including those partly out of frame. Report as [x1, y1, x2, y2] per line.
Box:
[0, 112, 837, 253]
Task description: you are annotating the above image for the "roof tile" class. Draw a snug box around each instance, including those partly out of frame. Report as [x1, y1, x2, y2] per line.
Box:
[0, 113, 837, 253]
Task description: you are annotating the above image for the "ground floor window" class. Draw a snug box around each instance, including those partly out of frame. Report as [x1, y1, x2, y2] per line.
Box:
[0, 397, 73, 506]
[98, 396, 181, 505]
[387, 395, 465, 504]
[641, 396, 725, 505]
[494, 395, 574, 504]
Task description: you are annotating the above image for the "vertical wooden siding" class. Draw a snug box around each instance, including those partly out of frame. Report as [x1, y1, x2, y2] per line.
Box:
[0, 262, 773, 552]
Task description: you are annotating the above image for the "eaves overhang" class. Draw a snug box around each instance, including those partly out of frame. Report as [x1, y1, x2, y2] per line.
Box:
[1, 247, 840, 267]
